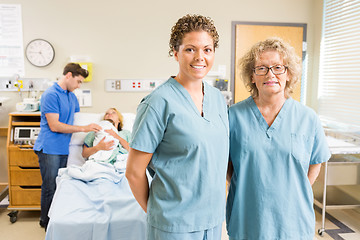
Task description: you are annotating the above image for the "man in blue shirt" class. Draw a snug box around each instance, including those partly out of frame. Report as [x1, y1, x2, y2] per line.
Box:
[34, 63, 101, 230]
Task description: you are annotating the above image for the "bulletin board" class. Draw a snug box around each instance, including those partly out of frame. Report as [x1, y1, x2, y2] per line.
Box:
[0, 4, 25, 77]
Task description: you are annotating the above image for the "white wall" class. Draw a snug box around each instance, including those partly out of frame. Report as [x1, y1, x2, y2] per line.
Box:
[0, 0, 323, 181]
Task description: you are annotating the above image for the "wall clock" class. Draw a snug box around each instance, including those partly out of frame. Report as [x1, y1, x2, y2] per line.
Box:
[25, 39, 55, 67]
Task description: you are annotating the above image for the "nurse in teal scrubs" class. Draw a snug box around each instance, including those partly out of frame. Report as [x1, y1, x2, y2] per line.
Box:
[226, 38, 331, 240]
[125, 14, 229, 240]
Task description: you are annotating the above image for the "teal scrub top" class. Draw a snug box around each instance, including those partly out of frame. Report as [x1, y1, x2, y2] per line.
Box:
[84, 129, 131, 164]
[226, 97, 331, 240]
[131, 77, 229, 233]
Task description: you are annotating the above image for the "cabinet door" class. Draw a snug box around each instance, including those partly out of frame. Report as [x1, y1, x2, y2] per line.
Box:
[10, 186, 41, 206]
[8, 146, 39, 167]
[9, 166, 42, 186]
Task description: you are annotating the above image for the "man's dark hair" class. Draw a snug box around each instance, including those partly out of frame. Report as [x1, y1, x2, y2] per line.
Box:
[63, 63, 89, 78]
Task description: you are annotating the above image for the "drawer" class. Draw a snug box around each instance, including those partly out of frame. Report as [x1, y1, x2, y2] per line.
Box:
[10, 186, 41, 206]
[9, 166, 42, 186]
[8, 146, 38, 167]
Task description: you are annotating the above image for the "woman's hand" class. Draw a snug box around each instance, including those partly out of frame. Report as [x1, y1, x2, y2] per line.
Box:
[96, 137, 115, 151]
[104, 129, 117, 138]
[82, 137, 114, 158]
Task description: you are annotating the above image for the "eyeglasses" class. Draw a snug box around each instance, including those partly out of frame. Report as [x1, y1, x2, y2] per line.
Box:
[253, 65, 287, 76]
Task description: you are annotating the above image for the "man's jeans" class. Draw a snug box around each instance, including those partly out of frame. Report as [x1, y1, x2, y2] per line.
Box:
[35, 150, 68, 227]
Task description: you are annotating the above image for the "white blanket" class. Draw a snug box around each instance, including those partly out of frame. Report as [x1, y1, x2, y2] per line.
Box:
[59, 160, 126, 183]
[47, 161, 147, 240]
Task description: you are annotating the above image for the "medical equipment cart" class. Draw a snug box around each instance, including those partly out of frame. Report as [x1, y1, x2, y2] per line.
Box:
[6, 112, 41, 223]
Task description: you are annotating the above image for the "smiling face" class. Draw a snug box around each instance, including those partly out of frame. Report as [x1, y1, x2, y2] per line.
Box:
[104, 108, 120, 126]
[174, 31, 215, 82]
[252, 50, 289, 98]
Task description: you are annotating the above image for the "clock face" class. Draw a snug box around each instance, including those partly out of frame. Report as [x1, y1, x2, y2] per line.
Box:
[25, 39, 55, 67]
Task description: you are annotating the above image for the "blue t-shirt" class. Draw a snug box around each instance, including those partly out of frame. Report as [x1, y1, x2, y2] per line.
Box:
[130, 77, 229, 233]
[34, 83, 80, 155]
[226, 97, 331, 240]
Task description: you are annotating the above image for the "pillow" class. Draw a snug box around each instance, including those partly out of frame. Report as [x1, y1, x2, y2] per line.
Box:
[122, 113, 136, 132]
[67, 145, 86, 166]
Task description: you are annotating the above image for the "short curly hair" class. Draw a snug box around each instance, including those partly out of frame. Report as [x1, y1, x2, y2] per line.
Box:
[239, 37, 301, 98]
[169, 14, 219, 57]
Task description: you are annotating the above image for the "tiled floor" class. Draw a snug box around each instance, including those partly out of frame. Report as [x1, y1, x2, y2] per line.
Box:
[0, 208, 45, 240]
[1, 193, 359, 240]
[220, 206, 360, 240]
[314, 207, 360, 240]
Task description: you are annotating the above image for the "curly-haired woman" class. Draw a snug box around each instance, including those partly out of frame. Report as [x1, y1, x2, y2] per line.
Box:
[126, 14, 229, 240]
[226, 38, 331, 240]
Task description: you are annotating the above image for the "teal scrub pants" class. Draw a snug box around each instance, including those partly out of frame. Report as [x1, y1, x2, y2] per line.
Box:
[147, 223, 222, 240]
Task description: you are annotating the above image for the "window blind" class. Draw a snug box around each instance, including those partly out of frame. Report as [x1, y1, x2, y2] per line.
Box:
[318, 0, 360, 130]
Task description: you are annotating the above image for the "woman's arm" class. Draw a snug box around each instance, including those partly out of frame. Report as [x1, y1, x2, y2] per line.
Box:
[117, 136, 130, 151]
[81, 137, 115, 158]
[308, 163, 322, 185]
[105, 129, 130, 151]
[125, 148, 153, 212]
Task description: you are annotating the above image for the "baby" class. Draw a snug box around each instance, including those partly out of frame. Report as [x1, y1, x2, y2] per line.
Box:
[88, 119, 119, 163]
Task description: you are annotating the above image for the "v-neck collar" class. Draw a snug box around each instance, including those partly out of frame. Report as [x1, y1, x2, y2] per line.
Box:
[169, 77, 209, 122]
[248, 96, 292, 137]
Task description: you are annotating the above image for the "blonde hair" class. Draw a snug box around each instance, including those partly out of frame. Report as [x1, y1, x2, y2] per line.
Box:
[239, 37, 301, 98]
[103, 107, 124, 131]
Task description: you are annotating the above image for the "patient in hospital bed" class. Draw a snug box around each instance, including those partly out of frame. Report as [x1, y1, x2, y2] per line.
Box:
[45, 109, 146, 240]
[84, 119, 119, 161]
[82, 108, 131, 170]
[58, 108, 131, 182]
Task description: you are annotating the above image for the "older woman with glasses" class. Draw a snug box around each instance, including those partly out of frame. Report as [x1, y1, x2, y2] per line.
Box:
[226, 38, 331, 240]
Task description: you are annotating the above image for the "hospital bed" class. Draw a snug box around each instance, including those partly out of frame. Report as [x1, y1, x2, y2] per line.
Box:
[45, 112, 147, 240]
[315, 128, 360, 236]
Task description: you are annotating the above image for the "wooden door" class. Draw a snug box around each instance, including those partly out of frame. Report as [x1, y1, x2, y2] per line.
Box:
[231, 22, 307, 104]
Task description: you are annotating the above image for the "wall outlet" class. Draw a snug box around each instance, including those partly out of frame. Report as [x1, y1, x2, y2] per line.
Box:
[0, 78, 50, 91]
[105, 79, 165, 92]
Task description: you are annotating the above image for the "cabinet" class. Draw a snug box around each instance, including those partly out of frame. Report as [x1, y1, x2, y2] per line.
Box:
[6, 112, 41, 223]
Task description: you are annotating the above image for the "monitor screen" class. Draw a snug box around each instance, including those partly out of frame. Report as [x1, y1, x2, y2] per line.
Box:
[18, 129, 31, 138]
